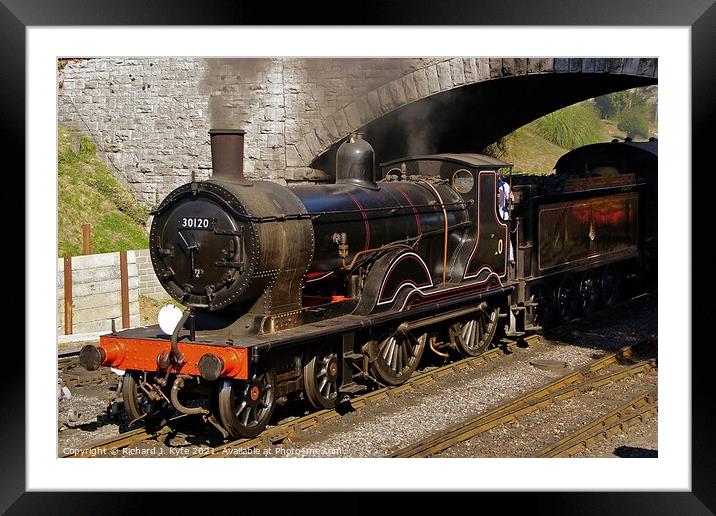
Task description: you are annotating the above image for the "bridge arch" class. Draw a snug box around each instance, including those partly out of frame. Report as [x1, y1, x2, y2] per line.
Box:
[57, 57, 658, 202]
[293, 58, 657, 175]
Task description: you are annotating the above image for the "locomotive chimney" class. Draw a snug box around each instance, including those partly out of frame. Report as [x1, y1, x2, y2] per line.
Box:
[209, 129, 246, 183]
[335, 133, 379, 190]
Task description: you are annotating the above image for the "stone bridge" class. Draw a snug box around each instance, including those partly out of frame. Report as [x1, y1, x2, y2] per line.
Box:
[58, 57, 656, 204]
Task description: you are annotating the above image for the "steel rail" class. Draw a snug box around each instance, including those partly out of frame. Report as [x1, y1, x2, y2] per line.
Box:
[60, 294, 653, 458]
[388, 338, 656, 458]
[61, 415, 189, 458]
[536, 389, 658, 458]
[195, 337, 537, 458]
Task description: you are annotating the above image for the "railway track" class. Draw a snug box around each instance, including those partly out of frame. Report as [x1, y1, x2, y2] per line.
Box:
[389, 338, 657, 458]
[60, 295, 655, 458]
[58, 349, 80, 372]
[59, 349, 114, 389]
[535, 390, 658, 458]
[61, 417, 184, 458]
[196, 336, 535, 457]
[63, 336, 533, 459]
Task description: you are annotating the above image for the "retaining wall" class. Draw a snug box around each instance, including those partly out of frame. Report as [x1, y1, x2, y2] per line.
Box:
[57, 251, 141, 335]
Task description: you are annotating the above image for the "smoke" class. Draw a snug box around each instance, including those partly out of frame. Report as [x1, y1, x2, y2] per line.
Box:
[201, 58, 269, 129]
[372, 87, 469, 161]
[397, 100, 437, 157]
[312, 86, 474, 176]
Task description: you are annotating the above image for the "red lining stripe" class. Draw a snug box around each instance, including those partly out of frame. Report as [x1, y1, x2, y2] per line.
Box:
[377, 253, 434, 304]
[346, 191, 370, 251]
[404, 274, 502, 309]
[398, 189, 422, 238]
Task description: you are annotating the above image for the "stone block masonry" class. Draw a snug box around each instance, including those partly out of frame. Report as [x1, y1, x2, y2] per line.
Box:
[58, 57, 656, 207]
[57, 57, 444, 203]
[135, 248, 169, 301]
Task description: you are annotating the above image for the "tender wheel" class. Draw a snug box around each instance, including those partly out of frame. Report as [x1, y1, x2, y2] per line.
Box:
[531, 284, 554, 329]
[371, 328, 427, 386]
[600, 265, 620, 307]
[577, 271, 598, 316]
[450, 304, 500, 357]
[555, 275, 577, 324]
[304, 349, 340, 409]
[122, 371, 172, 425]
[217, 369, 276, 438]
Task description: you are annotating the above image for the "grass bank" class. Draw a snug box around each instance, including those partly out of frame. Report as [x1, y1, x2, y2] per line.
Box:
[58, 128, 149, 257]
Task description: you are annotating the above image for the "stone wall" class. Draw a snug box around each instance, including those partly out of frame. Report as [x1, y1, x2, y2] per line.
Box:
[57, 57, 657, 206]
[57, 251, 141, 335]
[57, 57, 442, 203]
[135, 248, 168, 300]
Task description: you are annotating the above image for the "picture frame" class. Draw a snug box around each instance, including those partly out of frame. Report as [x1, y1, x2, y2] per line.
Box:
[8, 0, 713, 512]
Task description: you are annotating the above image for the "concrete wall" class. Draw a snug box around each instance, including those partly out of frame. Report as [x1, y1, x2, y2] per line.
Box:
[135, 248, 169, 300]
[57, 251, 141, 335]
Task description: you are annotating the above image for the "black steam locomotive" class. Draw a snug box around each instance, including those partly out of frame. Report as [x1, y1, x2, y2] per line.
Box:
[80, 129, 657, 438]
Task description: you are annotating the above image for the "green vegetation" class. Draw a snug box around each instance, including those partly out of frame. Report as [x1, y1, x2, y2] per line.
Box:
[495, 105, 627, 174]
[139, 294, 183, 325]
[490, 86, 657, 175]
[617, 109, 650, 139]
[488, 127, 569, 174]
[527, 102, 604, 150]
[58, 128, 149, 257]
[594, 86, 657, 127]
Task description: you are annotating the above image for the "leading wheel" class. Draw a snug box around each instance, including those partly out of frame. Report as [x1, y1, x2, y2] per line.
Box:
[304, 349, 340, 409]
[600, 265, 620, 307]
[450, 304, 500, 357]
[217, 369, 276, 438]
[370, 329, 426, 386]
[122, 371, 172, 425]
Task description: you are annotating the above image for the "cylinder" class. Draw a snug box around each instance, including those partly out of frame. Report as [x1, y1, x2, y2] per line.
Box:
[209, 129, 246, 182]
[79, 341, 125, 371]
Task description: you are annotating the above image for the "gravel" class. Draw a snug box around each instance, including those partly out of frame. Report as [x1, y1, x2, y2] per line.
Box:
[436, 367, 657, 457]
[275, 342, 610, 457]
[56, 295, 657, 458]
[57, 375, 124, 454]
[274, 295, 658, 458]
[568, 413, 658, 458]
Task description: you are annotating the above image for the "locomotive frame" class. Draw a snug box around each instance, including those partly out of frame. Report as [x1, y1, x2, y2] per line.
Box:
[80, 129, 656, 439]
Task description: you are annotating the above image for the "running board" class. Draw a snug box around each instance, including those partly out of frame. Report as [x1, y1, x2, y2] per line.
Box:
[404, 302, 489, 331]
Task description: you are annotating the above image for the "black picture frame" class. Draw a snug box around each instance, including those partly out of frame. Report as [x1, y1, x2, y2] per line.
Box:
[7, 0, 714, 513]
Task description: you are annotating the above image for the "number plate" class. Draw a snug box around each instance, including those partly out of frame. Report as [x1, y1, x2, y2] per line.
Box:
[178, 217, 212, 230]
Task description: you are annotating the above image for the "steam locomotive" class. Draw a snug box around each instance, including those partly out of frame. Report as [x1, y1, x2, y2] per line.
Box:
[80, 129, 656, 438]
